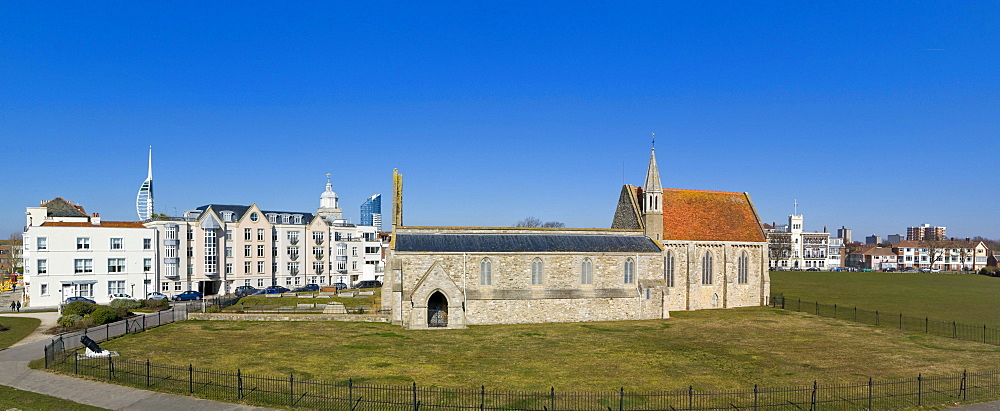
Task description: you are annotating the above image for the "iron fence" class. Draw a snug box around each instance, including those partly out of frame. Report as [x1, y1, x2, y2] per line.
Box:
[45, 354, 1000, 410]
[42, 295, 238, 367]
[769, 294, 1000, 346]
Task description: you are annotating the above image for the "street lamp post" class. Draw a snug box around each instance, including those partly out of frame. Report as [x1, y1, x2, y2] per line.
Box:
[130, 283, 135, 299]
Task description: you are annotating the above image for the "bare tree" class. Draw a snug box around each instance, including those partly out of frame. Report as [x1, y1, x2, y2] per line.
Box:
[514, 217, 565, 228]
[1, 233, 23, 276]
[842, 241, 864, 269]
[919, 238, 947, 270]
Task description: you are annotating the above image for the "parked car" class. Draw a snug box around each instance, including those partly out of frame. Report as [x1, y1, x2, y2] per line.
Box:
[172, 290, 204, 301]
[234, 285, 258, 297]
[264, 285, 290, 294]
[146, 292, 168, 300]
[109, 293, 132, 301]
[930, 268, 942, 273]
[65, 296, 96, 304]
[353, 280, 382, 289]
[806, 267, 820, 271]
[301, 283, 320, 292]
[331, 282, 348, 291]
[919, 268, 931, 273]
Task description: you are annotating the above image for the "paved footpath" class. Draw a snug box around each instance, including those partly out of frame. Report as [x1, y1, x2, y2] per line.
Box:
[0, 312, 276, 410]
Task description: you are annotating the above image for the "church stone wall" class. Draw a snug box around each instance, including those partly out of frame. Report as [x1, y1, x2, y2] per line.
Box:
[660, 241, 768, 312]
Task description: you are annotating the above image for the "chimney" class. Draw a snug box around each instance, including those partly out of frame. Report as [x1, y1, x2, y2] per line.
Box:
[824, 226, 827, 233]
[91, 212, 101, 225]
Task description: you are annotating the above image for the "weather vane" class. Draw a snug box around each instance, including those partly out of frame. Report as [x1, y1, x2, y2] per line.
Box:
[652, 132, 655, 148]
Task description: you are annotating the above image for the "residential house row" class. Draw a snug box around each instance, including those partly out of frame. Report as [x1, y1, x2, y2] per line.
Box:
[21, 180, 387, 307]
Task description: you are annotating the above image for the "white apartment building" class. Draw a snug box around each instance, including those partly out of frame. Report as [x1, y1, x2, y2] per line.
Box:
[892, 240, 989, 271]
[143, 180, 385, 296]
[22, 198, 156, 307]
[766, 213, 834, 270]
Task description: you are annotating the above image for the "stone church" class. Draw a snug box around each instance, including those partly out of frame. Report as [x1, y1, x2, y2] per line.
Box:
[383, 148, 769, 329]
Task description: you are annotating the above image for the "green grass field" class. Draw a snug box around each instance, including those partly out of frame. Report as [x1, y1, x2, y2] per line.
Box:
[96, 307, 1000, 392]
[0, 316, 41, 349]
[770, 271, 1000, 327]
[0, 385, 106, 411]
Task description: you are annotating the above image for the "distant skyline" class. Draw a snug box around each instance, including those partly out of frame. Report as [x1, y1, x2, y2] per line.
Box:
[2, 2, 998, 239]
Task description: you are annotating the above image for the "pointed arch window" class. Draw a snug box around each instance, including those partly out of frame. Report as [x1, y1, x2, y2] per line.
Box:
[664, 251, 675, 287]
[624, 258, 635, 284]
[531, 258, 543, 285]
[701, 251, 713, 285]
[480, 258, 492, 286]
[738, 251, 749, 284]
[581, 258, 593, 285]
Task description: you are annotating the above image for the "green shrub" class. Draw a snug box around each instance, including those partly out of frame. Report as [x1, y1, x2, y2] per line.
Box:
[205, 305, 222, 313]
[110, 299, 142, 310]
[143, 299, 168, 310]
[62, 301, 97, 317]
[89, 306, 121, 325]
[57, 315, 83, 328]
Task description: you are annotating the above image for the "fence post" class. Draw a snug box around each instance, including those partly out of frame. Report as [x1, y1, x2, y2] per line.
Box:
[868, 378, 872, 411]
[289, 373, 294, 408]
[962, 369, 967, 401]
[413, 382, 419, 411]
[815, 301, 819, 315]
[142, 312, 146, 331]
[107, 355, 113, 380]
[811, 380, 817, 411]
[954, 321, 957, 338]
[753, 384, 758, 411]
[688, 385, 693, 411]
[926, 317, 928, 333]
[620, 387, 625, 411]
[238, 369, 243, 399]
[146, 359, 151, 387]
[781, 295, 785, 309]
[899, 313, 902, 330]
[189, 364, 193, 394]
[854, 306, 857, 322]
[834, 304, 837, 319]
[480, 385, 485, 411]
[798, 299, 801, 311]
[74, 351, 78, 374]
[349, 378, 353, 404]
[985, 325, 988, 344]
[876, 310, 880, 326]
[917, 373, 922, 406]
[44, 345, 49, 369]
[158, 309, 161, 326]
[550, 387, 555, 411]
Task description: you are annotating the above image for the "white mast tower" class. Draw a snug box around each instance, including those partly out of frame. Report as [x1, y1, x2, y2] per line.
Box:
[136, 147, 154, 220]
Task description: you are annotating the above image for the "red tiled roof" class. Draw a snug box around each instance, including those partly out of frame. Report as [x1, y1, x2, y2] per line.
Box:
[642, 187, 765, 242]
[41, 221, 146, 228]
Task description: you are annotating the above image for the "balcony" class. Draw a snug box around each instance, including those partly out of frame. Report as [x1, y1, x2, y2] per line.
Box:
[288, 238, 299, 245]
[314, 237, 324, 245]
[290, 268, 299, 276]
[289, 253, 299, 261]
[315, 267, 324, 274]
[313, 252, 324, 260]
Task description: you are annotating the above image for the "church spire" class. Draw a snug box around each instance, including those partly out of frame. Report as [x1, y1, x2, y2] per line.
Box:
[642, 136, 664, 241]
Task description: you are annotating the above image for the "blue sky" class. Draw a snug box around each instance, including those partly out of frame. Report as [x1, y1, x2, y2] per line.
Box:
[2, 2, 998, 240]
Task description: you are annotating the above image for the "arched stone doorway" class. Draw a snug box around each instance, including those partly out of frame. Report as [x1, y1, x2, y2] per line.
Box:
[427, 291, 448, 328]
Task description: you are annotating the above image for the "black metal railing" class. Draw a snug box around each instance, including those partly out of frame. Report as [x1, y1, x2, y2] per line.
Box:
[769, 294, 1000, 346]
[45, 355, 1000, 410]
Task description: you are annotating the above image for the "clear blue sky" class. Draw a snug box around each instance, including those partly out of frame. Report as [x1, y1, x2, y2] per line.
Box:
[2, 2, 998, 240]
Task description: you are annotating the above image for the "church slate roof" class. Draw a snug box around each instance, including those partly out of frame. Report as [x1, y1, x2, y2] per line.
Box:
[395, 233, 661, 253]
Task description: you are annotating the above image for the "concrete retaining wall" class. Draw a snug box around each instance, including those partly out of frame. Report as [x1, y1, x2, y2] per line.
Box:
[188, 313, 390, 322]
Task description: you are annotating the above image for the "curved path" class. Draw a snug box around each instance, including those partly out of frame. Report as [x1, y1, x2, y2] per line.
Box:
[0, 312, 275, 410]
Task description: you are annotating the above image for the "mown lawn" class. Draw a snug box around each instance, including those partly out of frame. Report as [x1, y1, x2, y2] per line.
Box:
[771, 271, 1000, 327]
[0, 385, 106, 410]
[98, 307, 1000, 392]
[0, 316, 41, 349]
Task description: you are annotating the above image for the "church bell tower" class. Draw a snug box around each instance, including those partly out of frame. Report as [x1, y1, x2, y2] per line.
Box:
[643, 145, 664, 241]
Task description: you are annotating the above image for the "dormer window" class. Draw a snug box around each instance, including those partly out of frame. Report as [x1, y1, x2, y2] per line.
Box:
[221, 211, 235, 222]
[293, 215, 302, 224]
[282, 214, 290, 224]
[267, 214, 277, 223]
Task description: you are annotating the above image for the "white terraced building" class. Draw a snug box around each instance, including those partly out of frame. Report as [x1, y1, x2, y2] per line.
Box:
[22, 198, 156, 307]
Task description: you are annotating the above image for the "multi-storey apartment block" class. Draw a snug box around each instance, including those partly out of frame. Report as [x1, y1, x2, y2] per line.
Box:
[906, 224, 946, 241]
[22, 180, 387, 307]
[892, 240, 989, 271]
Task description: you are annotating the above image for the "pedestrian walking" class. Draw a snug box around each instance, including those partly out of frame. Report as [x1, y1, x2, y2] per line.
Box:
[15, 301, 21, 312]
[9, 301, 15, 312]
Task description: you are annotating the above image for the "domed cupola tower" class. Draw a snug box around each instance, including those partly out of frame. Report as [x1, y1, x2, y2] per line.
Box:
[317, 173, 343, 221]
